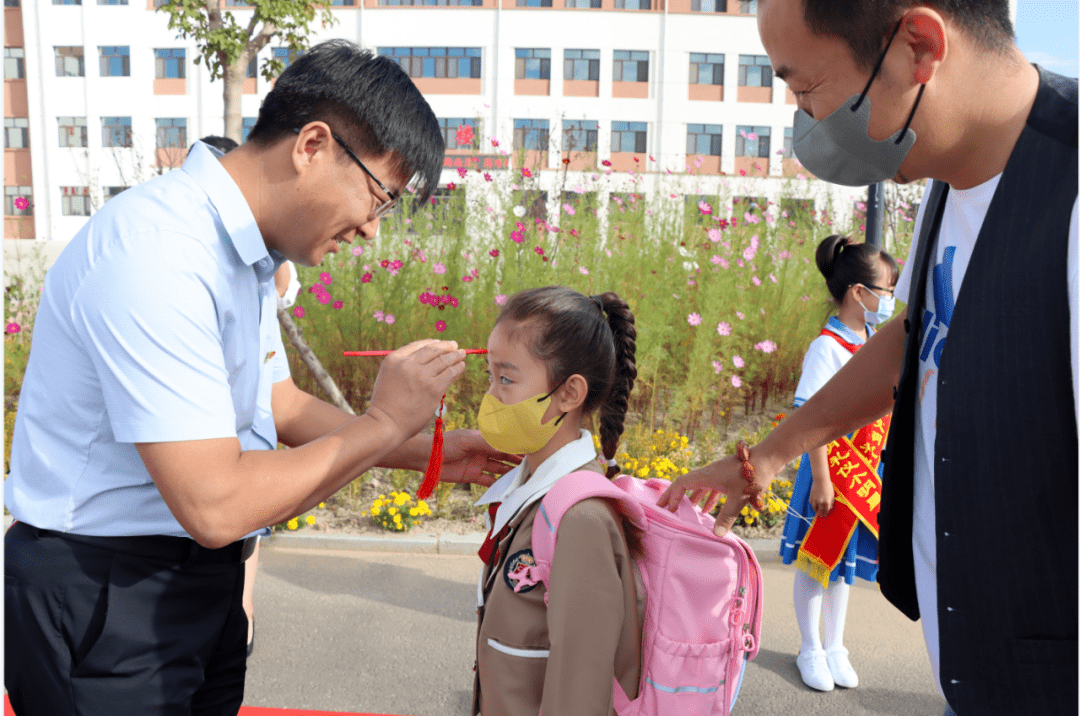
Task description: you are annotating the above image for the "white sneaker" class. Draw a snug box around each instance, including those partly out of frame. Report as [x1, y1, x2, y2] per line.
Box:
[826, 647, 859, 689]
[796, 649, 835, 692]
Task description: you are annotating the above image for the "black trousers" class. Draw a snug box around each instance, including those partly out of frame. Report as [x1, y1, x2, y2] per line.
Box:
[5, 522, 249, 716]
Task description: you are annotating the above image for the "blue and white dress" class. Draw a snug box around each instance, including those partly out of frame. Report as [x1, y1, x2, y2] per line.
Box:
[778, 317, 880, 585]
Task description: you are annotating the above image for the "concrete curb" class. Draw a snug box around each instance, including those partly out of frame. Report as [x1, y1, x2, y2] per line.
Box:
[4, 514, 781, 561]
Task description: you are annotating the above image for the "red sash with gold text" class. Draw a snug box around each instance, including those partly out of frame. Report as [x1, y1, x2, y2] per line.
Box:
[796, 328, 891, 588]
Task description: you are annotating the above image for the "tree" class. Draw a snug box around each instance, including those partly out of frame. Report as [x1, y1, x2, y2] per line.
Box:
[157, 0, 334, 142]
[156, 0, 355, 414]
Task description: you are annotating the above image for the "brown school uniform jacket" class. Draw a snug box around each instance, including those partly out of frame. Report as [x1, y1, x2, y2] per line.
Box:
[473, 462, 644, 716]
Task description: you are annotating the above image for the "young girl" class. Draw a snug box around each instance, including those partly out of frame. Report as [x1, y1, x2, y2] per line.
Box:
[779, 235, 898, 693]
[472, 285, 643, 716]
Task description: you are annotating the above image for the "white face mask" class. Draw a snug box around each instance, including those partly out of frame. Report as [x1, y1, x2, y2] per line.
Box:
[857, 289, 896, 325]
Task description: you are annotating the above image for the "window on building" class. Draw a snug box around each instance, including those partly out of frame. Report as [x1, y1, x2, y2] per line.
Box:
[563, 49, 600, 81]
[687, 124, 722, 156]
[53, 0, 81, 4]
[329, 0, 356, 5]
[61, 186, 91, 217]
[564, 0, 601, 6]
[58, 117, 88, 148]
[5, 118, 28, 149]
[691, 0, 726, 11]
[103, 186, 129, 202]
[515, 49, 551, 80]
[738, 54, 772, 87]
[784, 126, 793, 158]
[156, 117, 187, 149]
[438, 117, 480, 150]
[739, 0, 757, 13]
[689, 53, 724, 85]
[614, 0, 650, 8]
[5, 186, 32, 216]
[97, 0, 129, 4]
[99, 46, 130, 77]
[241, 117, 257, 143]
[611, 121, 647, 153]
[4, 0, 21, 6]
[563, 120, 598, 152]
[735, 125, 770, 157]
[613, 51, 649, 82]
[271, 47, 302, 71]
[155, 49, 186, 79]
[377, 0, 482, 5]
[377, 47, 482, 79]
[516, 0, 552, 6]
[246, 57, 257, 79]
[5, 48, 25, 80]
[152, 0, 168, 5]
[513, 119, 550, 152]
[55, 47, 85, 77]
[102, 116, 132, 147]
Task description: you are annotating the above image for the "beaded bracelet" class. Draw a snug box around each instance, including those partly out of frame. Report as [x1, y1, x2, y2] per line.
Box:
[735, 440, 766, 511]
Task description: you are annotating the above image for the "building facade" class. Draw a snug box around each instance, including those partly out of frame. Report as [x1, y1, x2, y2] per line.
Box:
[4, 0, 1016, 241]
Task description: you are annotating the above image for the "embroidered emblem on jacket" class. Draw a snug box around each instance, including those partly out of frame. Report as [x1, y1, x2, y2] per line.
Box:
[504, 549, 538, 593]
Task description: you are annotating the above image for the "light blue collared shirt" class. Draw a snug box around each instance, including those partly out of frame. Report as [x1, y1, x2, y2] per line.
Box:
[5, 142, 290, 537]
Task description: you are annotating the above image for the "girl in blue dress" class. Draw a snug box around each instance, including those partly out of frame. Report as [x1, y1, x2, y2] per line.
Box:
[779, 235, 898, 692]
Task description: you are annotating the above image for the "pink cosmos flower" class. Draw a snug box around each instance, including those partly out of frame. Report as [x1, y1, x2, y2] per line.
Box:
[494, 294, 507, 306]
[698, 200, 712, 215]
[316, 292, 331, 305]
[489, 249, 499, 258]
[736, 258, 745, 268]
[491, 138, 500, 147]
[14, 197, 29, 211]
[449, 296, 459, 308]
[457, 168, 468, 179]
[319, 272, 332, 285]
[777, 250, 791, 260]
[435, 320, 447, 332]
[579, 266, 589, 275]
[747, 132, 758, 141]
[390, 260, 403, 271]
[522, 167, 533, 178]
[433, 263, 447, 275]
[769, 273, 778, 284]
[712, 360, 723, 374]
[534, 246, 544, 256]
[384, 314, 396, 325]
[462, 275, 473, 283]
[687, 313, 702, 326]
[733, 355, 745, 368]
[333, 300, 344, 310]
[361, 273, 372, 283]
[751, 276, 762, 286]
[562, 203, 576, 216]
[708, 228, 722, 243]
[736, 311, 745, 320]
[293, 307, 305, 318]
[755, 340, 777, 353]
[352, 246, 363, 257]
[5, 322, 20, 334]
[483, 173, 493, 182]
[796, 173, 807, 181]
[717, 322, 732, 336]
[711, 255, 722, 265]
[374, 311, 384, 322]
[731, 375, 743, 388]
[718, 257, 730, 269]
[801, 294, 810, 302]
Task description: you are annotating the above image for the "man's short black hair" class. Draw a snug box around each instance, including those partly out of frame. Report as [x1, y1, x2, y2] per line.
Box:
[248, 40, 444, 204]
[800, 0, 1015, 71]
[195, 135, 239, 154]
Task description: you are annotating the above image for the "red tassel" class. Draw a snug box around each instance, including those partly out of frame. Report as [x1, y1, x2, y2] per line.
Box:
[416, 396, 445, 501]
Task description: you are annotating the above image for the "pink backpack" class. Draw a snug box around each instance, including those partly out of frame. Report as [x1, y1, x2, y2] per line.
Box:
[511, 471, 763, 715]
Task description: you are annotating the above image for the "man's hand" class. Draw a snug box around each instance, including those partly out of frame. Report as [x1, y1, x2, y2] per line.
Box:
[366, 340, 466, 440]
[657, 449, 782, 537]
[439, 429, 521, 487]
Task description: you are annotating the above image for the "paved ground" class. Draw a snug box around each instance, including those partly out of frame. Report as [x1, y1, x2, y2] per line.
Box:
[245, 541, 947, 716]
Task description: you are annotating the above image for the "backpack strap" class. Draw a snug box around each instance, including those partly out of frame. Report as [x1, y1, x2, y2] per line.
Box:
[509, 470, 644, 599]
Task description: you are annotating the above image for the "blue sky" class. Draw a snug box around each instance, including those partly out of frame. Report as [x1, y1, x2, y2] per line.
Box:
[1016, 0, 1078, 78]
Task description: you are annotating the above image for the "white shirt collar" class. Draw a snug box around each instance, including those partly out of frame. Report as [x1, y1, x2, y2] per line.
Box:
[474, 429, 598, 537]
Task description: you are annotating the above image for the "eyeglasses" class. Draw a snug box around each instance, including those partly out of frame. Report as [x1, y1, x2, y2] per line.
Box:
[293, 127, 400, 219]
[858, 283, 895, 297]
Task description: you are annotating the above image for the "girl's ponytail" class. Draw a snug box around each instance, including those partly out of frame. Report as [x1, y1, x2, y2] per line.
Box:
[596, 292, 637, 479]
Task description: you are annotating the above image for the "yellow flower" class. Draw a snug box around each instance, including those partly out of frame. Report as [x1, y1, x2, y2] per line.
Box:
[388, 507, 398, 516]
[370, 507, 379, 516]
[379, 494, 386, 500]
[745, 515, 755, 525]
[636, 467, 649, 478]
[417, 500, 429, 511]
[373, 500, 383, 509]
[305, 515, 316, 526]
[287, 518, 298, 530]
[318, 502, 325, 509]
[393, 513, 402, 524]
[409, 507, 419, 517]
[394, 493, 409, 506]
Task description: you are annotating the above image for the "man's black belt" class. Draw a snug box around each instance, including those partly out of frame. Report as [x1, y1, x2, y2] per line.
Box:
[11, 521, 258, 564]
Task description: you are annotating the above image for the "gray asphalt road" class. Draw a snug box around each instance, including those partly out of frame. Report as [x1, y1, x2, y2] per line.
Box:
[245, 544, 947, 715]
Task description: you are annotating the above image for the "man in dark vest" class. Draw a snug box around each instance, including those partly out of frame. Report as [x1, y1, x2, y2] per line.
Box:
[658, 1, 1077, 714]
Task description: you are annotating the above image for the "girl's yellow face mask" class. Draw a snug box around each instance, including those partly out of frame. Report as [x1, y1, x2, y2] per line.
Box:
[477, 390, 563, 455]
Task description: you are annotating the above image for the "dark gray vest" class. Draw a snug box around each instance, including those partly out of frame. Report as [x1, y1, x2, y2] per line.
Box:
[879, 66, 1077, 715]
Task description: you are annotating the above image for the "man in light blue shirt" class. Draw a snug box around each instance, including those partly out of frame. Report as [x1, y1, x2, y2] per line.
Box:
[5, 40, 514, 716]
